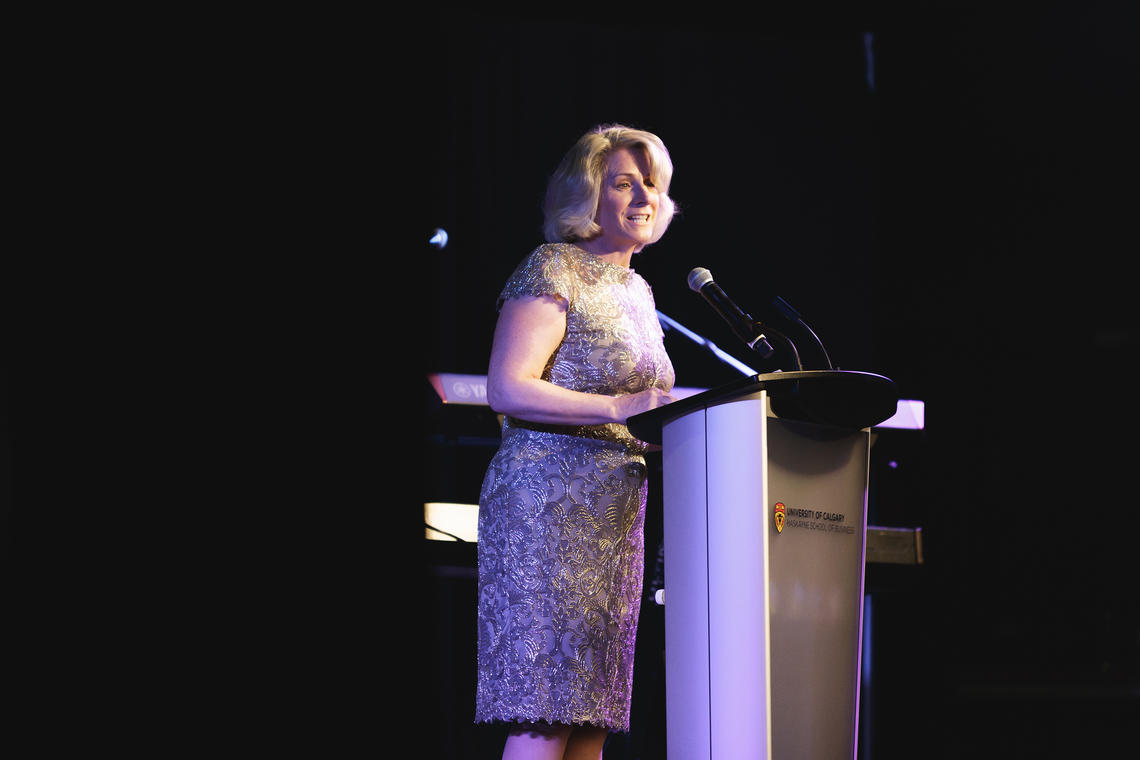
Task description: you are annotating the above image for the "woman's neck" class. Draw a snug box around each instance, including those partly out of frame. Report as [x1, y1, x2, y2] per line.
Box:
[576, 238, 634, 269]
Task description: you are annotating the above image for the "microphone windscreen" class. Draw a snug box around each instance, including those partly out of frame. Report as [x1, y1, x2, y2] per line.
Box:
[687, 267, 713, 292]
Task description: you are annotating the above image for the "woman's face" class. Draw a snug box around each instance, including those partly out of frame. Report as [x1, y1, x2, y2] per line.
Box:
[592, 147, 660, 252]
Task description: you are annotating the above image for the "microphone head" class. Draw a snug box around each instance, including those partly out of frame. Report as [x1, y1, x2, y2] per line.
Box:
[687, 267, 713, 292]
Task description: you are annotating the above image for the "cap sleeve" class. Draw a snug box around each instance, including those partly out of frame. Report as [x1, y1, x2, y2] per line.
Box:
[496, 244, 577, 311]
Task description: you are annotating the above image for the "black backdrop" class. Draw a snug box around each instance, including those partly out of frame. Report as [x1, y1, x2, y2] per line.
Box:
[7, 7, 1136, 758]
[419, 6, 1138, 759]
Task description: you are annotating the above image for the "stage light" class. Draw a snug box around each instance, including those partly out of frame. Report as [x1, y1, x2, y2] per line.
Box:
[429, 227, 449, 249]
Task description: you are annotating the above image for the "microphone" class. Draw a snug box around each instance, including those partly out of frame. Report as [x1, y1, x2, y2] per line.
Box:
[687, 268, 774, 358]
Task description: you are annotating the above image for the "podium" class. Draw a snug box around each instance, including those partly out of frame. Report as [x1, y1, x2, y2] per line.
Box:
[628, 370, 897, 760]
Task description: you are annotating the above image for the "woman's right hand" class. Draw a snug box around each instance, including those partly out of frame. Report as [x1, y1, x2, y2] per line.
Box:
[613, 387, 677, 424]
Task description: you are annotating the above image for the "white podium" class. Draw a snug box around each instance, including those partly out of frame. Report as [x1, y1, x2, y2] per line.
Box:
[629, 371, 897, 760]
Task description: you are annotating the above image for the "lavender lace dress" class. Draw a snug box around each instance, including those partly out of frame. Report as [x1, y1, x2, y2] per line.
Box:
[475, 243, 675, 732]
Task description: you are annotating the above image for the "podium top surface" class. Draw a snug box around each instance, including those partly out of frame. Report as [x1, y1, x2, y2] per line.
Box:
[627, 370, 898, 445]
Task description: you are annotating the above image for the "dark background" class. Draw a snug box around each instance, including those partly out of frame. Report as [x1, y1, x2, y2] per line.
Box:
[419, 5, 1138, 759]
[6, 5, 1133, 758]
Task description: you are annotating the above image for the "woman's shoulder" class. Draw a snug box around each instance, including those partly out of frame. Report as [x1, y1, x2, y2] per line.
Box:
[511, 242, 597, 281]
[503, 242, 631, 301]
[499, 243, 583, 307]
[509, 242, 580, 276]
[526, 241, 585, 264]
[528, 242, 631, 279]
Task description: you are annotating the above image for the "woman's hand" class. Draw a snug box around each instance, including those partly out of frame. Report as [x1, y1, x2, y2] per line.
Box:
[612, 386, 677, 425]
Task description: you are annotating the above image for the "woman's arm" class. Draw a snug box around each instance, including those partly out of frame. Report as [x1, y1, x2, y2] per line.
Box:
[486, 295, 675, 425]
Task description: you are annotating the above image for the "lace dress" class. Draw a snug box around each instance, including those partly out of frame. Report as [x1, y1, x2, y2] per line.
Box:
[474, 243, 675, 732]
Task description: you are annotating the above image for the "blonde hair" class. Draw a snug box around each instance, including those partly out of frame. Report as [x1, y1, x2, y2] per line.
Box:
[542, 124, 677, 249]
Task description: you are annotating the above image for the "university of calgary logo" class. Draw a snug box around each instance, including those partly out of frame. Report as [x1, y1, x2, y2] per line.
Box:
[774, 502, 786, 533]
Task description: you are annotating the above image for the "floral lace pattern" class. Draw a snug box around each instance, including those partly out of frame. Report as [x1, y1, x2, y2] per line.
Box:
[475, 244, 674, 731]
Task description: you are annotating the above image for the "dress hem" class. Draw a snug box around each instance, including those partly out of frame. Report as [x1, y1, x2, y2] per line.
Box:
[474, 715, 630, 734]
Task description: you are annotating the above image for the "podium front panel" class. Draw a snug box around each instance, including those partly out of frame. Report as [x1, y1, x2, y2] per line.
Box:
[766, 417, 869, 759]
[661, 401, 715, 758]
[662, 394, 773, 759]
[661, 391, 869, 759]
